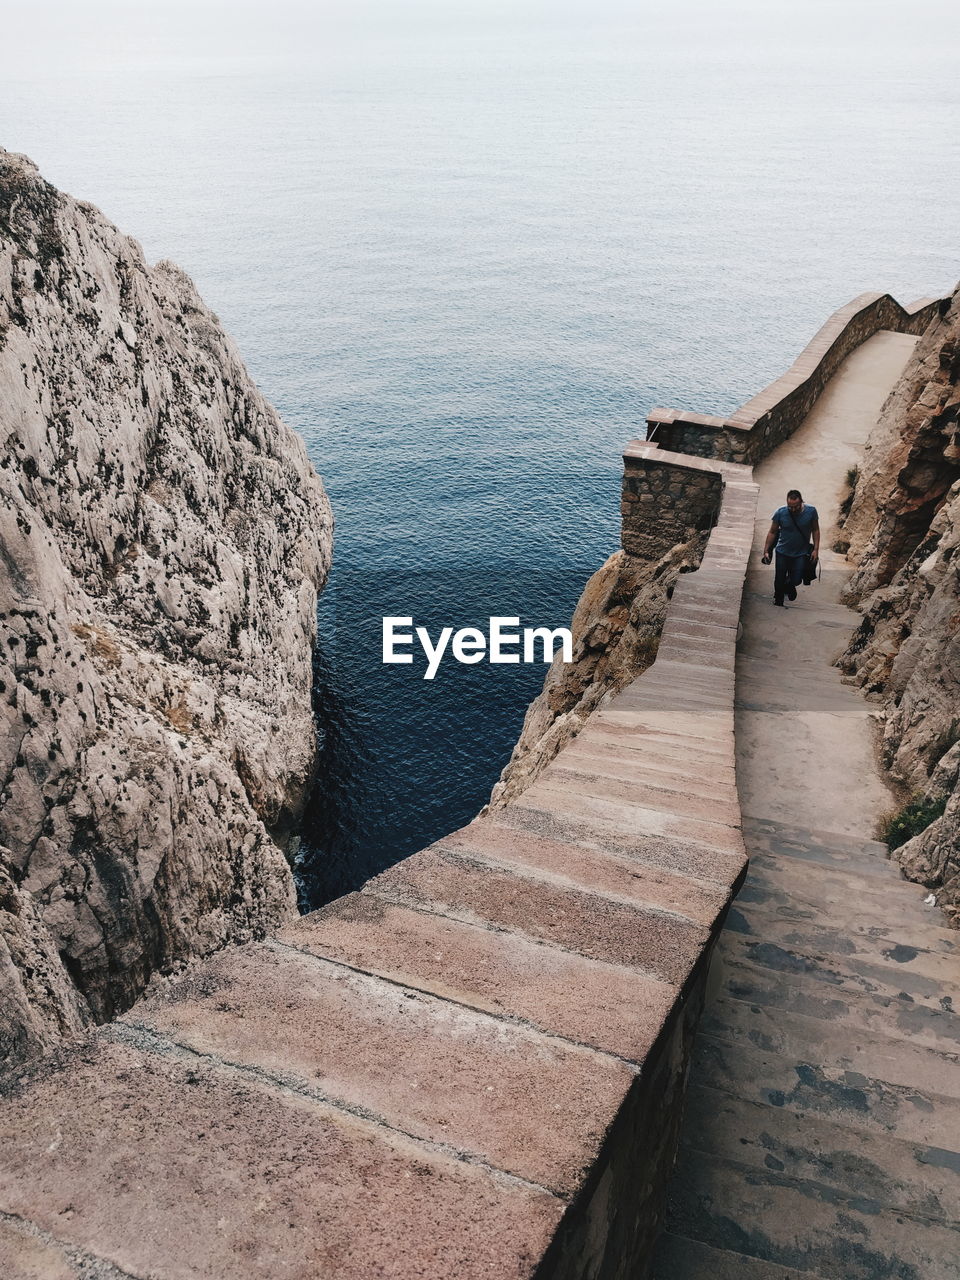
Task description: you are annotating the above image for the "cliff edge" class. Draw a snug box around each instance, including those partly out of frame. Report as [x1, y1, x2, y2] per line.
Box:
[839, 283, 960, 922]
[0, 149, 333, 1071]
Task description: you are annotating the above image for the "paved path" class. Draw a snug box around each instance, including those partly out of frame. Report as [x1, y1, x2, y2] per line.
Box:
[655, 331, 960, 1278]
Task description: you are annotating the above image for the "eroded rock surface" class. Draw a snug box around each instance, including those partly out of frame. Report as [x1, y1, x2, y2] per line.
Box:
[839, 284, 960, 922]
[0, 149, 332, 1070]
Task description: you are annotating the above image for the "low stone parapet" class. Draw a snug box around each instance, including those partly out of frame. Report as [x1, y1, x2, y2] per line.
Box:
[646, 292, 944, 464]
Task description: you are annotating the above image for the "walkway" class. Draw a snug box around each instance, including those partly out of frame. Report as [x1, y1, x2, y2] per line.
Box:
[655, 331, 960, 1277]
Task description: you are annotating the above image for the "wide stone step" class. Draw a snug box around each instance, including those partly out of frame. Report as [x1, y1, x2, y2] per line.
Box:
[714, 946, 960, 1054]
[652, 1231, 822, 1279]
[558, 739, 738, 795]
[732, 876, 960, 958]
[437, 821, 729, 926]
[700, 994, 960, 1100]
[690, 1032, 960, 1149]
[123, 939, 632, 1196]
[366, 843, 712, 985]
[679, 1085, 960, 1226]
[0, 1038, 562, 1280]
[488, 804, 746, 887]
[282, 895, 677, 1066]
[736, 686, 873, 716]
[513, 778, 745, 858]
[743, 815, 897, 858]
[543, 762, 742, 826]
[665, 1148, 960, 1278]
[741, 817, 903, 880]
[725, 899, 960, 976]
[742, 852, 939, 933]
[718, 930, 960, 1012]
[581, 720, 736, 768]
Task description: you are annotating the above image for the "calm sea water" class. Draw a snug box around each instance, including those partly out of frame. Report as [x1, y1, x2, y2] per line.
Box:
[3, 1, 958, 904]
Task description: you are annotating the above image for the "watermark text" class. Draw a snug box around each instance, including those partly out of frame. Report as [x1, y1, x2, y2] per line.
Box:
[383, 616, 573, 680]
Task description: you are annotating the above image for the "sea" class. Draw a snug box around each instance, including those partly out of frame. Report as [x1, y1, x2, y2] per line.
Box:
[2, 0, 958, 905]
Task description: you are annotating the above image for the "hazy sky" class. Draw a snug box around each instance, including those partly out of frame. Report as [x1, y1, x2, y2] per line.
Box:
[5, 0, 958, 69]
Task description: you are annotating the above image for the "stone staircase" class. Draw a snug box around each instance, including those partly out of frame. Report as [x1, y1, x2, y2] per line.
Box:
[654, 816, 960, 1278]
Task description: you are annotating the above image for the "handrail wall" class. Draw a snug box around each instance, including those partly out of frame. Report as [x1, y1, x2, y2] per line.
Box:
[646, 293, 944, 463]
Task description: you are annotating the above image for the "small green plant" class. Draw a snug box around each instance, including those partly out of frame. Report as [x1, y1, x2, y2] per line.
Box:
[877, 794, 948, 850]
[846, 466, 860, 489]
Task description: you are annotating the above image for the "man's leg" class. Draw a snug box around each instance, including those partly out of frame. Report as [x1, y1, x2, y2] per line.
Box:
[774, 553, 788, 605]
[785, 555, 804, 600]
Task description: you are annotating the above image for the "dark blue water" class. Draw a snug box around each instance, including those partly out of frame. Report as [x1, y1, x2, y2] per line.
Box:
[3, 1, 958, 903]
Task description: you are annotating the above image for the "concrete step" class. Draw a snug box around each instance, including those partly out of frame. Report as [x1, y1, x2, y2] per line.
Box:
[0, 1037, 563, 1280]
[714, 947, 960, 1055]
[742, 852, 939, 933]
[726, 900, 960, 976]
[718, 929, 960, 1013]
[514, 778, 745, 860]
[742, 815, 896, 858]
[679, 1085, 960, 1226]
[558, 738, 738, 793]
[367, 841, 711, 985]
[439, 820, 729, 927]
[732, 876, 960, 958]
[581, 719, 736, 768]
[690, 1031, 960, 1149]
[665, 1148, 960, 1278]
[741, 817, 902, 880]
[282, 894, 677, 1067]
[652, 1231, 822, 1279]
[701, 993, 960, 1100]
[592, 705, 735, 747]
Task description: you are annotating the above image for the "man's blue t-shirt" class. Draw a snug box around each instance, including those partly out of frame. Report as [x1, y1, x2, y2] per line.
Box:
[773, 504, 818, 556]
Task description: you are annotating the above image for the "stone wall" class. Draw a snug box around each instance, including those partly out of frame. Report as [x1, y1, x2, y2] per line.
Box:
[621, 450, 723, 559]
[646, 292, 945, 464]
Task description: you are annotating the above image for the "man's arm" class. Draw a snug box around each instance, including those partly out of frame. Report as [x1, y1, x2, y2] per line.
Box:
[761, 520, 778, 564]
[810, 517, 820, 561]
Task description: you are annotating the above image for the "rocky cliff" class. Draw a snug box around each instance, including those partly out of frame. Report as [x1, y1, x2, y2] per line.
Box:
[839, 284, 960, 923]
[0, 149, 333, 1071]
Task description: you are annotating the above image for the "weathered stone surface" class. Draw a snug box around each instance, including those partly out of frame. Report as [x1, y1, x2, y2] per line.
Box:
[280, 894, 678, 1063]
[0, 1039, 563, 1280]
[0, 149, 332, 1070]
[125, 940, 636, 1196]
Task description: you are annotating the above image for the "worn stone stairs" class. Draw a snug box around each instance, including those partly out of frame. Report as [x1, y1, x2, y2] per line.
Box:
[654, 816, 960, 1279]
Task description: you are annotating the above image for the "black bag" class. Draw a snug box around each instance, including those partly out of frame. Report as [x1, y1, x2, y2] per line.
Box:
[787, 510, 819, 585]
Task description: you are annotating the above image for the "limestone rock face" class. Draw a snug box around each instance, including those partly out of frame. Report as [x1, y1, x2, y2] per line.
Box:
[488, 536, 704, 808]
[842, 290, 960, 589]
[0, 149, 333, 1069]
[839, 284, 960, 923]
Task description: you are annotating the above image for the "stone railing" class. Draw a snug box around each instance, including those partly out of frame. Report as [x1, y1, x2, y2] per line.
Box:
[0, 449, 759, 1280]
[645, 292, 944, 463]
[622, 445, 725, 559]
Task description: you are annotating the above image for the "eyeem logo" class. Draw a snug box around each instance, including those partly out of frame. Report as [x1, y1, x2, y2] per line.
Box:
[383, 616, 573, 680]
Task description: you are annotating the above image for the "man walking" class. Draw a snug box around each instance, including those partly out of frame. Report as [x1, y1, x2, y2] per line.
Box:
[761, 489, 820, 606]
